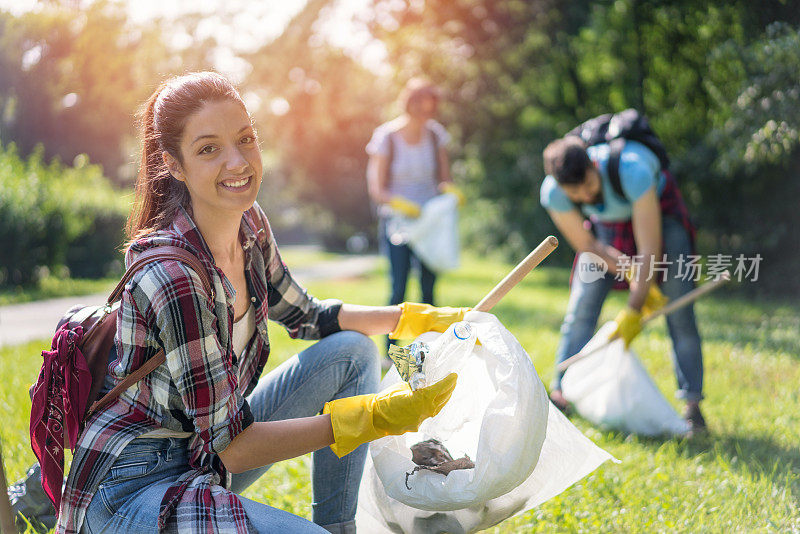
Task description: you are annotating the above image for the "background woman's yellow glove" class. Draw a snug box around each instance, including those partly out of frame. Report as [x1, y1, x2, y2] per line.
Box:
[440, 182, 466, 206]
[323, 373, 458, 457]
[610, 307, 643, 347]
[389, 302, 470, 339]
[387, 196, 422, 218]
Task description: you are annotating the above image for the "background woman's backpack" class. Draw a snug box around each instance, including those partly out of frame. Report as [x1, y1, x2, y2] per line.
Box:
[28, 246, 212, 510]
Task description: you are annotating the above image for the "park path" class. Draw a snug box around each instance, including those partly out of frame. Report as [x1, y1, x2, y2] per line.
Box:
[0, 250, 380, 348]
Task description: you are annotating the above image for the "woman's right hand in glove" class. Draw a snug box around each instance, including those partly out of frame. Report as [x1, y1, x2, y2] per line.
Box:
[323, 373, 458, 457]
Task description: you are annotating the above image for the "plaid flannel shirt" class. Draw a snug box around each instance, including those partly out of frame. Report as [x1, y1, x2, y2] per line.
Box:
[56, 203, 341, 533]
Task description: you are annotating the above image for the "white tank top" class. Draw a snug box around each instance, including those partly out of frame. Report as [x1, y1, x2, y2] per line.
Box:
[137, 304, 256, 439]
[231, 304, 256, 358]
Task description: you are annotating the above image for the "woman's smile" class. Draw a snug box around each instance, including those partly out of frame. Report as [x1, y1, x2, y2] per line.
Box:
[219, 173, 253, 192]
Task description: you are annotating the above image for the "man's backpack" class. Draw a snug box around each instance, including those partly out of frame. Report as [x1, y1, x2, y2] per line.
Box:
[566, 108, 669, 200]
[29, 246, 212, 510]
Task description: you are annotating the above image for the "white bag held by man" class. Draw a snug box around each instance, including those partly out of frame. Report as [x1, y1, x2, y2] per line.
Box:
[561, 321, 690, 437]
[356, 312, 614, 533]
[384, 193, 460, 273]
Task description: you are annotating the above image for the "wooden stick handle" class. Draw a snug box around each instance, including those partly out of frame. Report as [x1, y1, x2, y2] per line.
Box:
[473, 236, 558, 312]
[556, 337, 613, 373]
[556, 271, 731, 373]
[642, 271, 731, 324]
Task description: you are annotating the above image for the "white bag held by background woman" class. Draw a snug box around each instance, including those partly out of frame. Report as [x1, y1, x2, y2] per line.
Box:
[384, 192, 460, 273]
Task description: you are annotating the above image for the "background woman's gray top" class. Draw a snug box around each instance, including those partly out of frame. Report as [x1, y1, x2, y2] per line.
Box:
[367, 118, 451, 206]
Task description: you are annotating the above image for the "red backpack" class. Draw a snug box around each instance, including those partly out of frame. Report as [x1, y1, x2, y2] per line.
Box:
[29, 246, 212, 510]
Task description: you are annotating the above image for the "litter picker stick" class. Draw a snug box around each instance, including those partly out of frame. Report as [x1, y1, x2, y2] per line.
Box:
[556, 271, 731, 373]
[642, 271, 731, 325]
[473, 236, 559, 312]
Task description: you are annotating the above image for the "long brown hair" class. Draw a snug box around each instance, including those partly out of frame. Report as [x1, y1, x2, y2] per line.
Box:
[126, 72, 246, 242]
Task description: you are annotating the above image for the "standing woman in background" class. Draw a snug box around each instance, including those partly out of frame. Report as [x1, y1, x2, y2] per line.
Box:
[51, 71, 462, 534]
[366, 79, 459, 322]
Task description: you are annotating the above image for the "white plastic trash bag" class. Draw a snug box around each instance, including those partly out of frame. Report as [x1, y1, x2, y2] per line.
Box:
[384, 193, 460, 273]
[356, 312, 614, 533]
[561, 321, 690, 437]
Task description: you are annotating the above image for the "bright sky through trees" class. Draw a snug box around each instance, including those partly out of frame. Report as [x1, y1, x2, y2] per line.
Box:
[0, 0, 387, 74]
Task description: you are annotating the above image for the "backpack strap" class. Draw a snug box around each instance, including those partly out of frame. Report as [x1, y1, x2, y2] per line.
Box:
[105, 246, 212, 305]
[384, 130, 395, 190]
[429, 125, 442, 184]
[85, 246, 213, 418]
[606, 137, 627, 200]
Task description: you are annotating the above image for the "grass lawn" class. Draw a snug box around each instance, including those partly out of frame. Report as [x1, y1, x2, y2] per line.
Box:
[1, 252, 798, 532]
[0, 247, 337, 306]
[0, 276, 118, 306]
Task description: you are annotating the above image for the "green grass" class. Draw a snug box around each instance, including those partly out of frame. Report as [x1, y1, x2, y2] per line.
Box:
[0, 276, 117, 306]
[0, 247, 335, 307]
[1, 253, 798, 532]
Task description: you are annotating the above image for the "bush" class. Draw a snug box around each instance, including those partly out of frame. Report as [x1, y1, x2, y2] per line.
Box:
[0, 144, 128, 287]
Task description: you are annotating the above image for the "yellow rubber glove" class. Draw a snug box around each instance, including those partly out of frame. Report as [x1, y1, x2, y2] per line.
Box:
[387, 196, 422, 218]
[441, 182, 466, 206]
[389, 302, 470, 340]
[641, 284, 668, 316]
[624, 270, 669, 316]
[610, 307, 643, 348]
[323, 373, 458, 457]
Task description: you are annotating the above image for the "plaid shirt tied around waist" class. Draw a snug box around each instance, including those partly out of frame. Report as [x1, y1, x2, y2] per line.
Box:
[56, 203, 341, 533]
[571, 171, 696, 289]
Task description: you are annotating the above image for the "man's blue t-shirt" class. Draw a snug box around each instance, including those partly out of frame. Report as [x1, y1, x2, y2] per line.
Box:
[540, 140, 667, 222]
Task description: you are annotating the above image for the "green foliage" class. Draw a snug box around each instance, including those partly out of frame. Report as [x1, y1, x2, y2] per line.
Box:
[706, 22, 800, 173]
[0, 143, 128, 287]
[0, 1, 169, 181]
[1, 0, 798, 292]
[243, 0, 391, 249]
[1, 252, 798, 532]
[699, 22, 800, 293]
[366, 0, 800, 294]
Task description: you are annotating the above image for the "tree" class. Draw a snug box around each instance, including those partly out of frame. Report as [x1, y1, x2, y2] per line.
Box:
[0, 1, 168, 181]
[243, 0, 390, 248]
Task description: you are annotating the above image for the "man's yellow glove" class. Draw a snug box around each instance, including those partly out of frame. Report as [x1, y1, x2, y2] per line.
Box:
[610, 307, 643, 348]
[323, 373, 458, 457]
[387, 196, 422, 218]
[623, 270, 669, 316]
[389, 302, 470, 340]
[641, 284, 668, 316]
[441, 182, 466, 206]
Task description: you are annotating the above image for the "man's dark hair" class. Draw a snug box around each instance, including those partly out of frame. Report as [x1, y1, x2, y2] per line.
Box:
[543, 137, 592, 185]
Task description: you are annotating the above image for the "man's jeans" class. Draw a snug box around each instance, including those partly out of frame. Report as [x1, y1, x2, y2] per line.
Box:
[552, 216, 704, 402]
[76, 331, 379, 532]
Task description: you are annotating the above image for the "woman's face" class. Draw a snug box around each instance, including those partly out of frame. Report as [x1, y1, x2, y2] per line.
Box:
[166, 99, 262, 221]
[411, 94, 439, 120]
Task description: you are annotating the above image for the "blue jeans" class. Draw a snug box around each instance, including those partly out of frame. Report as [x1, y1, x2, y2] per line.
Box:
[84, 331, 380, 533]
[552, 216, 704, 402]
[381, 220, 436, 306]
